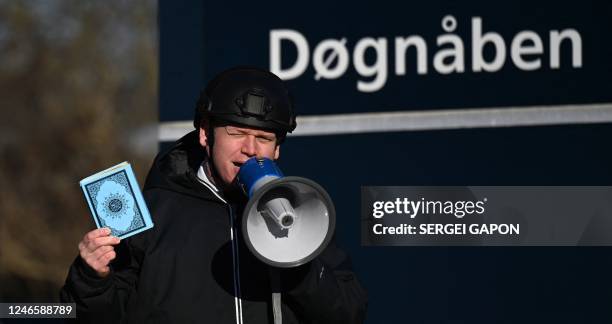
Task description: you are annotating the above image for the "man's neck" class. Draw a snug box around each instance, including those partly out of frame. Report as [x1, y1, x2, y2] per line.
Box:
[197, 158, 245, 204]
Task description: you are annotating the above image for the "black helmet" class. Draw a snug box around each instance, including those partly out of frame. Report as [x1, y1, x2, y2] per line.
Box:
[194, 67, 297, 135]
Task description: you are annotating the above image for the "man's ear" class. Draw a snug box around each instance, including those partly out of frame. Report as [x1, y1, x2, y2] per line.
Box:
[198, 119, 210, 148]
[274, 144, 280, 160]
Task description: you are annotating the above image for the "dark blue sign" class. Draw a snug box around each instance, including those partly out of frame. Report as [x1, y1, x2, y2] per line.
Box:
[159, 1, 612, 323]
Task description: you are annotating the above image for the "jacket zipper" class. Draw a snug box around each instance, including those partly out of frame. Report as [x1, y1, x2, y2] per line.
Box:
[228, 204, 244, 324]
[194, 177, 244, 324]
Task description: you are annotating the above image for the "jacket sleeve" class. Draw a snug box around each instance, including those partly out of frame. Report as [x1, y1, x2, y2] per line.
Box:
[282, 240, 368, 324]
[59, 236, 144, 323]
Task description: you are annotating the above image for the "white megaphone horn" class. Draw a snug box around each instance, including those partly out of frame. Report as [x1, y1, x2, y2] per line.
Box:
[237, 157, 336, 268]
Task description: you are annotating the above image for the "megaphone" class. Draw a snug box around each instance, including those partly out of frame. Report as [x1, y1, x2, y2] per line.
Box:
[237, 157, 336, 268]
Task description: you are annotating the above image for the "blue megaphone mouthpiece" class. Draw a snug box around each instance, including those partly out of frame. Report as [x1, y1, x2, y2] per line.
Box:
[237, 157, 284, 197]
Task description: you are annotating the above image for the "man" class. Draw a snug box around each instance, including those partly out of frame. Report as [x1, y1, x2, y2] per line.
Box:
[61, 67, 368, 323]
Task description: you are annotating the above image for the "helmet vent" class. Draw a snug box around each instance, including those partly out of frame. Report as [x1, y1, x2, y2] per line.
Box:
[239, 89, 270, 118]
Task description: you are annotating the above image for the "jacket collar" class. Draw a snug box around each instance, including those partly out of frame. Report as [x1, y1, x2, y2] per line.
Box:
[143, 130, 221, 202]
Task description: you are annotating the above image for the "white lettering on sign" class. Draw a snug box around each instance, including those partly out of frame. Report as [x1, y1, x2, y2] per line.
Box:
[270, 15, 583, 93]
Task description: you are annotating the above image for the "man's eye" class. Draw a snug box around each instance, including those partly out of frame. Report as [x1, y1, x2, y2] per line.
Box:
[225, 126, 244, 136]
[256, 136, 274, 143]
[227, 130, 247, 137]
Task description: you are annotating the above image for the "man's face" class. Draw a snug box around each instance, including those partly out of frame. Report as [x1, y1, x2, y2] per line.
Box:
[199, 122, 280, 188]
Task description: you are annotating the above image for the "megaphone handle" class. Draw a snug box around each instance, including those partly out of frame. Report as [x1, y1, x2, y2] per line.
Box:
[269, 267, 282, 324]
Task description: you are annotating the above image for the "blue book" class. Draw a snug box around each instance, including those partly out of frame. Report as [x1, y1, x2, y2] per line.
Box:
[80, 162, 154, 239]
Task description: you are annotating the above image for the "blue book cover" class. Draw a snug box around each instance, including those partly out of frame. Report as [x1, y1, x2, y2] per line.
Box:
[79, 162, 154, 239]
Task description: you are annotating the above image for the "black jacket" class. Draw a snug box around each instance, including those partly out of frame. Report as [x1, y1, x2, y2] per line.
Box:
[60, 131, 367, 323]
